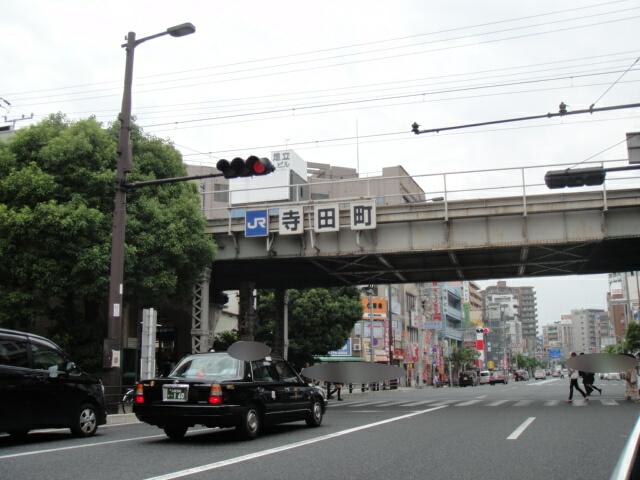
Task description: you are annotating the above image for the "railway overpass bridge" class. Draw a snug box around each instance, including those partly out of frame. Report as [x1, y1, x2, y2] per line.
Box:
[189, 161, 640, 351]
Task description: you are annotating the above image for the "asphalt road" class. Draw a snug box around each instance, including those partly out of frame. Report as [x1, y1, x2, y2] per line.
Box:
[1, 378, 637, 480]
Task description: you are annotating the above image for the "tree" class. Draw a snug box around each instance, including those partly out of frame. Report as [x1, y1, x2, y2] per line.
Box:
[256, 287, 362, 370]
[624, 322, 640, 353]
[212, 330, 239, 351]
[0, 115, 216, 371]
[447, 346, 479, 372]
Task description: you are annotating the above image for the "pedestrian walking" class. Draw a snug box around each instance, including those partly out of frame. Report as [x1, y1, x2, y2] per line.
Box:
[583, 371, 602, 396]
[567, 352, 588, 403]
[623, 354, 640, 403]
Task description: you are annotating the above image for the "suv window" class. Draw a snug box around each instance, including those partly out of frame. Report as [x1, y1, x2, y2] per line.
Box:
[274, 361, 300, 383]
[0, 338, 29, 368]
[30, 343, 66, 371]
[251, 360, 278, 382]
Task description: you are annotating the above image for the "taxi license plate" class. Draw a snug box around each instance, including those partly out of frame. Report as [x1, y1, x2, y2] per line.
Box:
[163, 385, 189, 402]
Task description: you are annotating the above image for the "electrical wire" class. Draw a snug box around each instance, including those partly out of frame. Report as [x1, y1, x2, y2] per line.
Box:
[590, 56, 640, 108]
[2, 0, 631, 99]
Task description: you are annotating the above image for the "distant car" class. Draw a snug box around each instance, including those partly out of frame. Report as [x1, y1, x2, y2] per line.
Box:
[534, 369, 546, 380]
[133, 352, 326, 440]
[514, 369, 529, 381]
[459, 371, 478, 387]
[602, 372, 621, 381]
[490, 370, 508, 385]
[479, 370, 491, 385]
[561, 369, 569, 378]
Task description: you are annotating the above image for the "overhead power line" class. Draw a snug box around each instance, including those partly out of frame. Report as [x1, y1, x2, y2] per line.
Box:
[2, 0, 631, 99]
[411, 101, 640, 135]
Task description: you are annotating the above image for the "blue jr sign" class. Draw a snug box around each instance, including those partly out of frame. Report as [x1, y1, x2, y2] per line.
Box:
[245, 210, 269, 237]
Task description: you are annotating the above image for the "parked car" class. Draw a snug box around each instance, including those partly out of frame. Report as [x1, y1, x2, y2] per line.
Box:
[601, 372, 622, 380]
[490, 370, 508, 385]
[514, 369, 529, 381]
[459, 370, 478, 387]
[479, 370, 491, 385]
[561, 368, 569, 378]
[534, 368, 547, 380]
[133, 352, 327, 440]
[0, 328, 107, 439]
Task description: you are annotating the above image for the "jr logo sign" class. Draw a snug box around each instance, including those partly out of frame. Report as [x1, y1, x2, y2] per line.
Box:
[245, 210, 269, 237]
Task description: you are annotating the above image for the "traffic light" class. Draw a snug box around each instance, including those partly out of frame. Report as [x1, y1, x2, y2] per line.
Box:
[544, 166, 605, 189]
[216, 156, 275, 179]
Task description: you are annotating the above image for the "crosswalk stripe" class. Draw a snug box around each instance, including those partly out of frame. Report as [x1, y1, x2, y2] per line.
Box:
[572, 399, 588, 407]
[348, 401, 387, 407]
[544, 400, 559, 407]
[397, 400, 436, 407]
[513, 400, 532, 407]
[601, 399, 619, 406]
[454, 399, 482, 407]
[487, 399, 510, 407]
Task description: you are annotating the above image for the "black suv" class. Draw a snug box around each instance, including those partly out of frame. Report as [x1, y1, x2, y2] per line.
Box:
[0, 328, 107, 438]
[134, 352, 326, 440]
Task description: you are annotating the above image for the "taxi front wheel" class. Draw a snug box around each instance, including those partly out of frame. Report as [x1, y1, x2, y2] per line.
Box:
[71, 403, 98, 437]
[306, 399, 323, 427]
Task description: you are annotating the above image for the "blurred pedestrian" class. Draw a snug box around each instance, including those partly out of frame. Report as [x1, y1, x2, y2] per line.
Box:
[583, 371, 602, 396]
[624, 354, 640, 403]
[567, 352, 588, 403]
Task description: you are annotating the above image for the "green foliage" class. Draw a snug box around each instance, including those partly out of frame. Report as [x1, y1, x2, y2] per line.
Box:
[604, 343, 625, 354]
[447, 346, 479, 371]
[0, 114, 216, 371]
[624, 322, 640, 353]
[256, 287, 362, 369]
[212, 330, 239, 351]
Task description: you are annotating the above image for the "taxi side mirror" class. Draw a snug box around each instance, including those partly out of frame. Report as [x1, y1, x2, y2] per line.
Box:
[65, 361, 78, 373]
[48, 365, 59, 378]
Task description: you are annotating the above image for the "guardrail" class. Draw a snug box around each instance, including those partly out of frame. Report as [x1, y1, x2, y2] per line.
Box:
[611, 415, 640, 480]
[195, 157, 639, 221]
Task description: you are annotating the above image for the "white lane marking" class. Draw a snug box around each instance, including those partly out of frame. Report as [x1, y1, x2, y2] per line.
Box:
[0, 428, 214, 460]
[475, 395, 487, 399]
[372, 402, 402, 407]
[397, 400, 434, 407]
[143, 405, 448, 480]
[507, 417, 536, 440]
[351, 410, 381, 413]
[454, 399, 481, 407]
[544, 400, 559, 407]
[0, 434, 165, 460]
[513, 400, 532, 407]
[601, 399, 619, 406]
[527, 379, 560, 386]
[487, 399, 510, 407]
[348, 401, 387, 407]
[572, 399, 588, 407]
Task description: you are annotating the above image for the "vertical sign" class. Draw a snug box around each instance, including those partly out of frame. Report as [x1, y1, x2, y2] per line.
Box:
[245, 210, 269, 237]
[314, 204, 340, 232]
[279, 206, 304, 235]
[350, 200, 376, 230]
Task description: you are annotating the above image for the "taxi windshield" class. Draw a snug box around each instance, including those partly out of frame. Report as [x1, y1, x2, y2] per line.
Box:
[170, 354, 242, 380]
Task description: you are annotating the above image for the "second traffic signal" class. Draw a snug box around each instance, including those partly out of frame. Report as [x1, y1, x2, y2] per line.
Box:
[216, 156, 275, 179]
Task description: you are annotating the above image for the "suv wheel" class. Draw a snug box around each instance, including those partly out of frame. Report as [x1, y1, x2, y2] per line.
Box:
[236, 404, 261, 440]
[71, 403, 98, 437]
[306, 399, 323, 427]
[164, 426, 188, 440]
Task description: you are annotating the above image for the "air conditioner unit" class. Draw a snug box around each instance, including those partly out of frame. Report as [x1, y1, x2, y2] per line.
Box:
[353, 343, 361, 351]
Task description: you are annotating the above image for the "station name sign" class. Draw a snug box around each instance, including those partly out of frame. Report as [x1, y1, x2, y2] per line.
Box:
[244, 200, 376, 237]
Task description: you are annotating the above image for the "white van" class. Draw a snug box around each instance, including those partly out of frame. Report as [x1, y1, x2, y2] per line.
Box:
[479, 370, 491, 385]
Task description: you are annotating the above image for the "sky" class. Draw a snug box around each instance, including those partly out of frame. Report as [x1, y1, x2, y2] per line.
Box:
[2, 1, 638, 327]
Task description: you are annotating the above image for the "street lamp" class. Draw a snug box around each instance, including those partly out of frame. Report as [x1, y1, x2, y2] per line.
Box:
[105, 23, 195, 407]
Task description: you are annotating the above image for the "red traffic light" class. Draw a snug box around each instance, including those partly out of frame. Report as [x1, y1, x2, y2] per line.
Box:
[483, 327, 490, 334]
[216, 156, 275, 179]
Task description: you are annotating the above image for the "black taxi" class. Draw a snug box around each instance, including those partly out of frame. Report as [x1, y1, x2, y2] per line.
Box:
[133, 352, 326, 440]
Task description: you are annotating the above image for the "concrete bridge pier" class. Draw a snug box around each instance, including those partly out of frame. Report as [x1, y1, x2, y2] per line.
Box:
[272, 289, 289, 360]
[238, 282, 257, 341]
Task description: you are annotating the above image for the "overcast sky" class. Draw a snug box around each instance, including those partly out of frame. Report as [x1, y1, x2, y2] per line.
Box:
[2, 1, 638, 328]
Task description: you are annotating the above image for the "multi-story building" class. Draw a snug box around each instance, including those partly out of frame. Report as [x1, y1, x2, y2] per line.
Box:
[483, 281, 538, 354]
[607, 272, 640, 341]
[569, 309, 609, 354]
[542, 317, 574, 359]
[482, 292, 522, 369]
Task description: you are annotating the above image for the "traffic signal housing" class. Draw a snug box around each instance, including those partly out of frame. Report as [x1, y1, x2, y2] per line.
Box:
[544, 166, 605, 189]
[216, 156, 275, 179]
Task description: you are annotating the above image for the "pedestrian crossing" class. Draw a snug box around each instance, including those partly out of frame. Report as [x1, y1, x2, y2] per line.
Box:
[327, 397, 625, 409]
